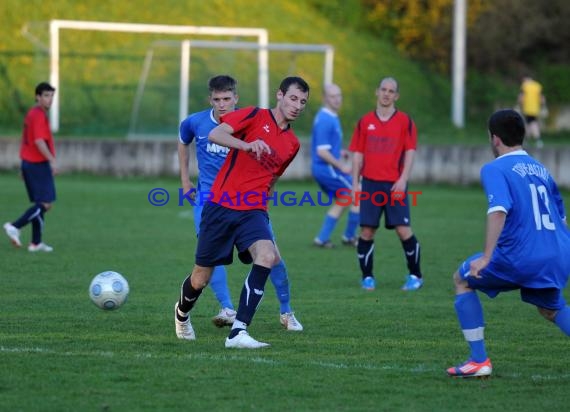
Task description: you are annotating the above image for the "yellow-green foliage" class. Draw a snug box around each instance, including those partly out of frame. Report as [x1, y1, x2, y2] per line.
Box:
[361, 0, 488, 73]
[1, 0, 451, 138]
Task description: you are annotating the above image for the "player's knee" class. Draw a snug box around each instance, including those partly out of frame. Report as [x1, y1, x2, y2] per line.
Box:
[191, 266, 212, 289]
[360, 226, 375, 240]
[272, 255, 282, 267]
[453, 271, 469, 293]
[42, 202, 52, 211]
[396, 226, 412, 240]
[537, 306, 557, 322]
[257, 250, 278, 268]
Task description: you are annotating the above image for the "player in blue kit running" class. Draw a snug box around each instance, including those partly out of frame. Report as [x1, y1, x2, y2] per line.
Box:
[178, 75, 302, 332]
[447, 109, 570, 378]
[311, 84, 360, 248]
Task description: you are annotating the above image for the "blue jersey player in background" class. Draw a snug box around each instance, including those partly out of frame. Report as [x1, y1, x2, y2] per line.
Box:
[177, 75, 303, 331]
[447, 109, 570, 378]
[311, 84, 359, 248]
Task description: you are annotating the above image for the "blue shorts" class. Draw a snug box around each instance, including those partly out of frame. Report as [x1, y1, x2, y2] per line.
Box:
[195, 202, 272, 267]
[459, 252, 567, 310]
[313, 166, 353, 197]
[360, 178, 410, 229]
[21, 160, 56, 203]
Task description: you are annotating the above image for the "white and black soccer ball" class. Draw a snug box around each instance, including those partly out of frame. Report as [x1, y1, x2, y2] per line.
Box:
[89, 271, 129, 310]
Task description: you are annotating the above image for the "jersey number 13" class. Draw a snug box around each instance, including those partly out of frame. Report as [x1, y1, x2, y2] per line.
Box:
[530, 183, 555, 231]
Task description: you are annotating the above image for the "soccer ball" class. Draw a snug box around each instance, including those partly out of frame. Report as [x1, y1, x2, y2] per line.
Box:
[89, 271, 129, 310]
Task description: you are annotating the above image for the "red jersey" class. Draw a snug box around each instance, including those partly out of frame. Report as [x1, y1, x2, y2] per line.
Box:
[19, 106, 55, 163]
[349, 110, 416, 182]
[211, 106, 300, 211]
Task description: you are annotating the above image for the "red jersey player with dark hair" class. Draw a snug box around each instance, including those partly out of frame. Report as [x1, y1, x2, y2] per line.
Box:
[174, 76, 310, 349]
[4, 82, 57, 252]
[349, 77, 424, 292]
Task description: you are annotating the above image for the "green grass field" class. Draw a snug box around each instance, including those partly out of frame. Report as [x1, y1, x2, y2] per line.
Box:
[1, 174, 569, 411]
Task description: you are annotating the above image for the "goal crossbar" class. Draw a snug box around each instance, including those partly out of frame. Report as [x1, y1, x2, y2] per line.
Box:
[177, 40, 334, 124]
[48, 19, 269, 132]
[128, 39, 334, 138]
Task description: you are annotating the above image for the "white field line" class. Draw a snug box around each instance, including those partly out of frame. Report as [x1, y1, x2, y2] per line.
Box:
[1, 346, 569, 381]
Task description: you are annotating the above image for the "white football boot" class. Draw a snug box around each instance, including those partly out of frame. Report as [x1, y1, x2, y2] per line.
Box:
[225, 330, 269, 349]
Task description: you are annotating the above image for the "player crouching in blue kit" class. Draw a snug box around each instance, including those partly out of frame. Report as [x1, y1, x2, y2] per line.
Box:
[447, 109, 570, 378]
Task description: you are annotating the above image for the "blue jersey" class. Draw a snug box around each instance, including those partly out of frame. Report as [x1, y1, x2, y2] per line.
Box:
[311, 107, 343, 176]
[482, 150, 570, 289]
[179, 108, 230, 193]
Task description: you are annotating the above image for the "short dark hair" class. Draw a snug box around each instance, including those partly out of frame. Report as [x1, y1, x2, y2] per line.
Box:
[488, 109, 526, 147]
[278, 76, 310, 95]
[35, 82, 55, 96]
[208, 75, 237, 94]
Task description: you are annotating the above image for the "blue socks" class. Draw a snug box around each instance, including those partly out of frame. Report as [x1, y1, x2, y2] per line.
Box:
[209, 260, 295, 314]
[270, 260, 291, 314]
[455, 291, 487, 362]
[554, 306, 570, 335]
[316, 215, 337, 243]
[209, 266, 234, 309]
[343, 210, 360, 240]
[317, 211, 361, 242]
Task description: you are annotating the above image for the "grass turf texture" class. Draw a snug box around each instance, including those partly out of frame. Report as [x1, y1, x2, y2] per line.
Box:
[1, 173, 568, 411]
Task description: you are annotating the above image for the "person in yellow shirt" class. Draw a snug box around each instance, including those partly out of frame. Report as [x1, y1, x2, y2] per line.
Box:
[518, 76, 546, 148]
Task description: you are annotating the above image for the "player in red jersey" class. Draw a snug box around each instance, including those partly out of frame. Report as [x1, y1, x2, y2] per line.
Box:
[4, 82, 57, 252]
[349, 77, 424, 291]
[174, 76, 310, 348]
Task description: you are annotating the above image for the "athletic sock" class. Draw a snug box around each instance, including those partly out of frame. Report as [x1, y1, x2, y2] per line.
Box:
[401, 235, 422, 278]
[228, 320, 248, 339]
[209, 266, 234, 310]
[343, 210, 360, 240]
[31, 208, 46, 245]
[316, 215, 338, 243]
[455, 291, 487, 362]
[234, 264, 271, 326]
[177, 275, 203, 319]
[269, 260, 291, 314]
[357, 238, 374, 278]
[554, 306, 570, 336]
[13, 203, 45, 230]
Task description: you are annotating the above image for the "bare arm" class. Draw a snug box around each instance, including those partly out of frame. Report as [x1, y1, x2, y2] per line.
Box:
[317, 148, 351, 174]
[209, 123, 271, 159]
[392, 149, 415, 193]
[177, 141, 195, 196]
[469, 211, 506, 278]
[35, 139, 57, 174]
[352, 151, 363, 192]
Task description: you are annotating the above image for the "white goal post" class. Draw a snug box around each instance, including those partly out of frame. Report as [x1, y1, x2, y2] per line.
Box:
[48, 20, 269, 132]
[127, 39, 335, 136]
[177, 40, 334, 125]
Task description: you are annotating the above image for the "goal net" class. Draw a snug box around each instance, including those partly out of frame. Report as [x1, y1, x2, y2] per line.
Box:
[128, 40, 334, 140]
[127, 40, 262, 139]
[23, 20, 333, 139]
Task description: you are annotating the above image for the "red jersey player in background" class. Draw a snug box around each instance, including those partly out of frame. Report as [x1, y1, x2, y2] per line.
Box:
[349, 77, 424, 292]
[4, 82, 57, 252]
